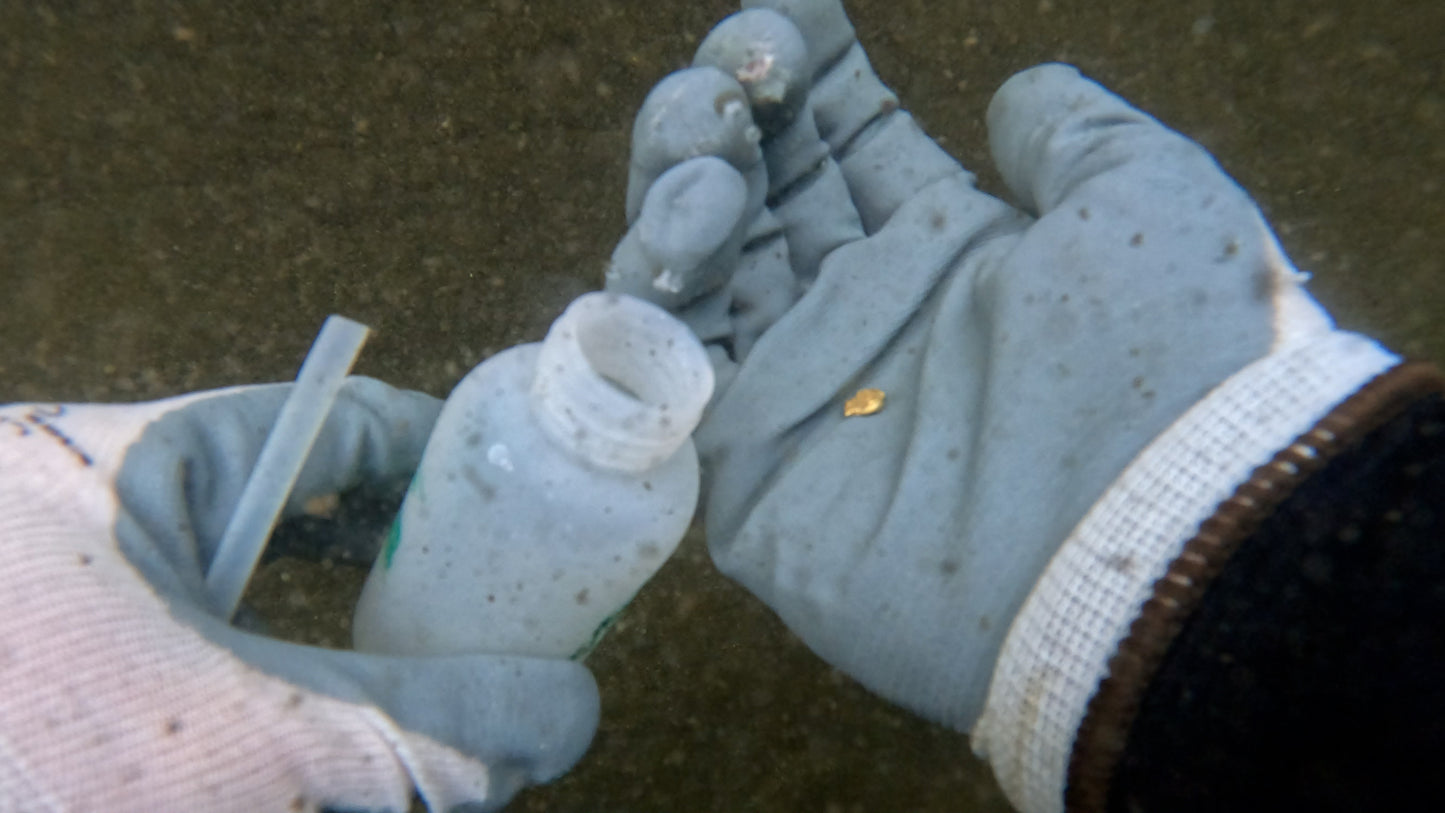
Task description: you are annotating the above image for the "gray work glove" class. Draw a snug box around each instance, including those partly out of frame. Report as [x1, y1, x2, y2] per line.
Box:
[0, 378, 598, 812]
[608, 2, 1397, 811]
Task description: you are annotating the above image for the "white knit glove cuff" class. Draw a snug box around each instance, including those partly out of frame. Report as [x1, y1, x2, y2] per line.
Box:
[970, 328, 1399, 813]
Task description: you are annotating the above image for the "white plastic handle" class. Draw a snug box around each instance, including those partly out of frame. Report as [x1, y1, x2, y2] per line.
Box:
[206, 315, 370, 620]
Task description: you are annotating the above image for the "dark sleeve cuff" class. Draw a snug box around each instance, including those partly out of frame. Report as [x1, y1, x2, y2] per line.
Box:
[1068, 360, 1445, 813]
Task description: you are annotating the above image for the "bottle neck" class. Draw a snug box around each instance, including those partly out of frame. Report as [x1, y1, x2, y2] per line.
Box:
[530, 292, 713, 474]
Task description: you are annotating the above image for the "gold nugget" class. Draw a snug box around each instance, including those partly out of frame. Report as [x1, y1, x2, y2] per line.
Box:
[844, 388, 886, 417]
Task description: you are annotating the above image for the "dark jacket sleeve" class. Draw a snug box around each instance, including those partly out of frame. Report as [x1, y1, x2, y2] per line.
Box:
[1066, 361, 1445, 813]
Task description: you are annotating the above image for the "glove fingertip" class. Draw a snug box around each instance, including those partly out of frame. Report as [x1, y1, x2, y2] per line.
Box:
[694, 8, 810, 138]
[987, 63, 1169, 214]
[626, 67, 762, 221]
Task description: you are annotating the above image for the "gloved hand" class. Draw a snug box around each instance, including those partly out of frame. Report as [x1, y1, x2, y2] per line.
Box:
[0, 377, 598, 812]
[608, 1, 1398, 810]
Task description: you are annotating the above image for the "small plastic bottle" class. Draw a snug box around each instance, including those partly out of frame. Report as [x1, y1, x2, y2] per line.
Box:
[352, 292, 714, 659]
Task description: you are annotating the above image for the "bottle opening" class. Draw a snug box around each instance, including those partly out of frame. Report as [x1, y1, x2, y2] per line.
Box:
[532, 292, 714, 473]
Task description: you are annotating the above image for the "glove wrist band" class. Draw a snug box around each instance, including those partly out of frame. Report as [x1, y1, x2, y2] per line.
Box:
[970, 329, 1401, 813]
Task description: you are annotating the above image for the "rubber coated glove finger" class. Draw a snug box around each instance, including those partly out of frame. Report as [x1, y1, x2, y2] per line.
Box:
[606, 67, 764, 379]
[694, 7, 867, 286]
[607, 154, 752, 313]
[606, 64, 801, 380]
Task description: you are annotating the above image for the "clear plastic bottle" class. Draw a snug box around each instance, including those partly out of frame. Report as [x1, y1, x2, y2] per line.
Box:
[352, 292, 714, 658]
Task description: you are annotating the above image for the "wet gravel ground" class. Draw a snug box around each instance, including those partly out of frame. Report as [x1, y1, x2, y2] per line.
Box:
[3, 1, 1442, 810]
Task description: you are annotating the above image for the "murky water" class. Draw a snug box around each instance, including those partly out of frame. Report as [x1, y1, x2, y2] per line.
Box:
[3, 1, 1441, 810]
